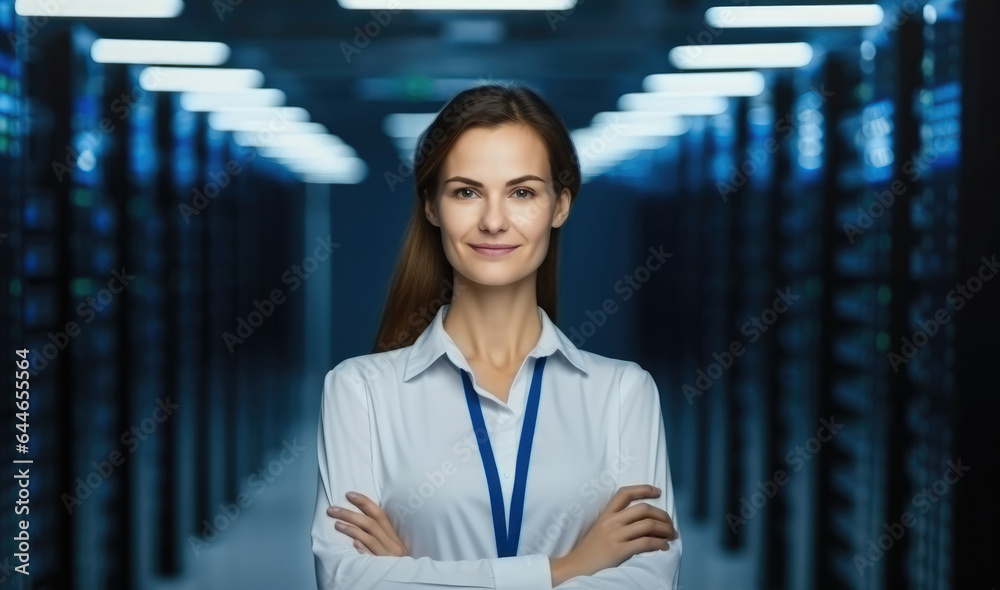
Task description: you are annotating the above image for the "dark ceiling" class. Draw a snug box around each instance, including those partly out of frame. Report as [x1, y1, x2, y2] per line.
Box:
[33, 0, 866, 181]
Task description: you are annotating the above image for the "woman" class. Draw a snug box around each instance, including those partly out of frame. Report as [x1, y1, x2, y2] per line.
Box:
[311, 82, 681, 589]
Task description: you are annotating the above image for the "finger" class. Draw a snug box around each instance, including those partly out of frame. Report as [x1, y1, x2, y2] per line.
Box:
[347, 493, 408, 555]
[602, 485, 661, 516]
[612, 503, 676, 537]
[354, 540, 373, 555]
[348, 494, 403, 547]
[622, 534, 673, 558]
[618, 515, 676, 543]
[327, 506, 373, 531]
[334, 512, 398, 555]
[336, 521, 390, 556]
[332, 518, 360, 541]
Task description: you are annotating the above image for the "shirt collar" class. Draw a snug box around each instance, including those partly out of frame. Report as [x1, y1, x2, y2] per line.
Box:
[403, 303, 589, 382]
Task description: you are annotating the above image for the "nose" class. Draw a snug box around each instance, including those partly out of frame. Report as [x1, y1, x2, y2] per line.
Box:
[478, 194, 510, 233]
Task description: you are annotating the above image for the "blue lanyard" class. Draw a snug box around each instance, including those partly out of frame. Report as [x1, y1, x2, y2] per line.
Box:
[460, 355, 547, 558]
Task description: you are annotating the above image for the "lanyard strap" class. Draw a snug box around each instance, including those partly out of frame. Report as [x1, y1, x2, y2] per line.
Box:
[460, 355, 547, 558]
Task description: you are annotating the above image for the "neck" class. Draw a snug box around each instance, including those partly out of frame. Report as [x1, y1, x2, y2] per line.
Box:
[443, 275, 541, 369]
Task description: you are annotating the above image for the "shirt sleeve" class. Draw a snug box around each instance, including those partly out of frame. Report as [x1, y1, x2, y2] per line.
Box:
[311, 359, 554, 590]
[553, 363, 683, 589]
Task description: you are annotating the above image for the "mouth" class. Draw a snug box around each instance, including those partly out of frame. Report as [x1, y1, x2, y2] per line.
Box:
[468, 243, 520, 257]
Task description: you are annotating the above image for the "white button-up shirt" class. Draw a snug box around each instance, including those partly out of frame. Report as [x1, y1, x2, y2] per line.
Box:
[311, 303, 682, 589]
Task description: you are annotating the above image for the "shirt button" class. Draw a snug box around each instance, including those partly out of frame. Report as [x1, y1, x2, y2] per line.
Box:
[504, 472, 510, 478]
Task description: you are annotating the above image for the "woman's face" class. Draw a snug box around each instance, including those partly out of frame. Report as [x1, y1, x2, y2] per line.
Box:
[425, 123, 572, 289]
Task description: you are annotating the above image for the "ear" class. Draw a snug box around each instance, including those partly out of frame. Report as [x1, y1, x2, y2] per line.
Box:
[424, 194, 440, 227]
[551, 187, 572, 229]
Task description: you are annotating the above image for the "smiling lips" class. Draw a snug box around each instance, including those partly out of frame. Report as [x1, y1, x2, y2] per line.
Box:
[468, 243, 519, 257]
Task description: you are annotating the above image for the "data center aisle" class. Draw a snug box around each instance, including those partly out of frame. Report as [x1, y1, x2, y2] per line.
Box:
[154, 412, 321, 590]
[158, 444, 742, 590]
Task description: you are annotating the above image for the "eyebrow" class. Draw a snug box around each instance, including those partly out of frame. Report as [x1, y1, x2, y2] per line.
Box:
[443, 175, 546, 187]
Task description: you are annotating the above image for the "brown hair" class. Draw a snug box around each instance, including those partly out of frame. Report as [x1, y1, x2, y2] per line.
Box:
[370, 81, 581, 354]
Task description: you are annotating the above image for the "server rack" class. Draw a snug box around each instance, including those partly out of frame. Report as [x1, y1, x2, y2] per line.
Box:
[195, 119, 228, 544]
[682, 118, 717, 523]
[775, 64, 829, 590]
[2, 12, 322, 587]
[0, 0, 25, 586]
[819, 48, 894, 590]
[904, 1, 963, 588]
[636, 137, 688, 493]
[725, 90, 787, 587]
[19, 25, 109, 589]
[103, 61, 165, 589]
[701, 109, 746, 552]
[153, 90, 201, 576]
[60, 27, 128, 590]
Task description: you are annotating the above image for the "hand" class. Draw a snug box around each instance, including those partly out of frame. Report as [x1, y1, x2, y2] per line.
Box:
[326, 491, 409, 557]
[551, 485, 677, 586]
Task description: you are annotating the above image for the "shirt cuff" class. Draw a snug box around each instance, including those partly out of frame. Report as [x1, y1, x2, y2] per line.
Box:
[491, 554, 552, 590]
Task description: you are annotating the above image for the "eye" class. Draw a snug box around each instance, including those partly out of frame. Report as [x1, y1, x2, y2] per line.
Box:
[453, 187, 477, 199]
[512, 188, 535, 199]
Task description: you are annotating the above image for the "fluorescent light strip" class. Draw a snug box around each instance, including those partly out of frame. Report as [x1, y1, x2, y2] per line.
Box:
[338, 0, 574, 10]
[257, 145, 358, 160]
[617, 94, 730, 115]
[571, 130, 670, 155]
[281, 157, 367, 175]
[16, 0, 183, 17]
[206, 107, 310, 122]
[383, 113, 439, 138]
[91, 39, 228, 65]
[300, 173, 365, 185]
[670, 42, 813, 69]
[210, 119, 327, 134]
[705, 4, 884, 28]
[589, 114, 691, 137]
[234, 132, 346, 148]
[642, 72, 765, 97]
[140, 67, 264, 92]
[286, 158, 368, 184]
[180, 89, 286, 111]
[592, 112, 690, 126]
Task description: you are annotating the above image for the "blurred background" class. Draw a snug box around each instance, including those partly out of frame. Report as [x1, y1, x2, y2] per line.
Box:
[1, 0, 997, 588]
